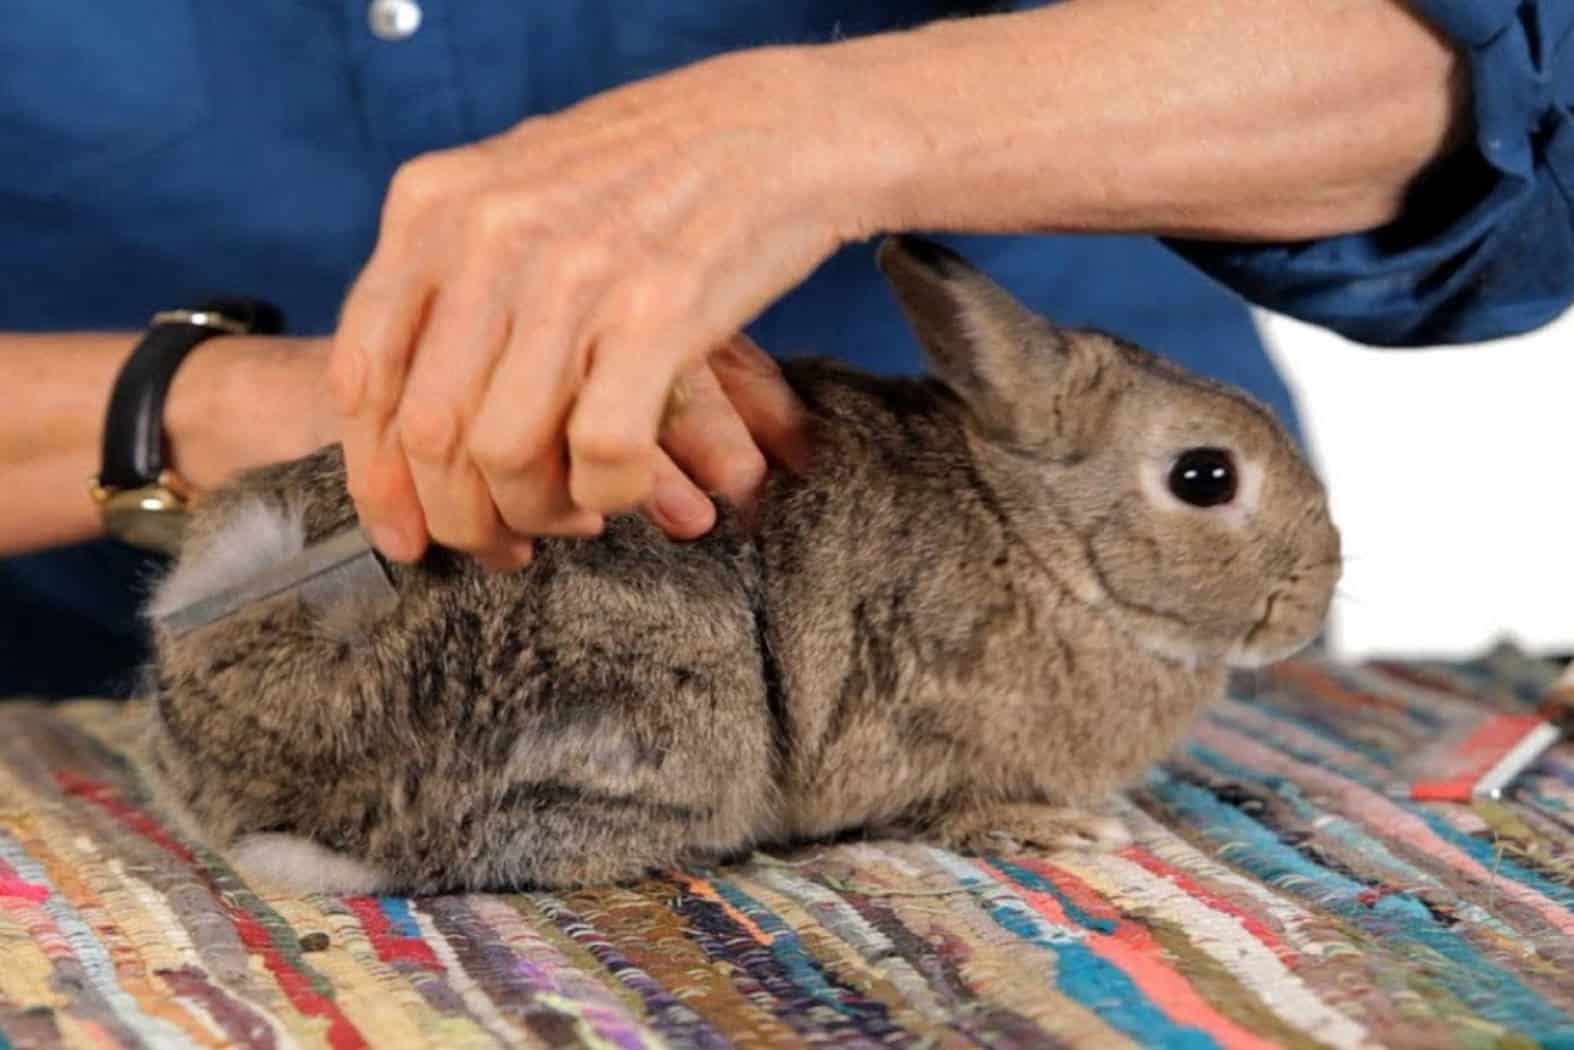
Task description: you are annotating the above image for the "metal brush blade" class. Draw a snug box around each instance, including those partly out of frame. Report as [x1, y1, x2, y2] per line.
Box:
[158, 526, 397, 637]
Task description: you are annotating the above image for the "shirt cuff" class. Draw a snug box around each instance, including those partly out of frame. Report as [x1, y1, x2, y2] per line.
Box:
[1165, 0, 1574, 347]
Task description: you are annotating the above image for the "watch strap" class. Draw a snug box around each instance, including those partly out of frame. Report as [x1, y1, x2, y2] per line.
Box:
[98, 298, 284, 490]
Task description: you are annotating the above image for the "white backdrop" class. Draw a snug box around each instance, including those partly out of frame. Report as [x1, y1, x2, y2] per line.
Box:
[1258, 307, 1572, 662]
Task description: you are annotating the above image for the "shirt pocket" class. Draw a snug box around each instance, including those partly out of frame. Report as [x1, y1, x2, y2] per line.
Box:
[0, 0, 210, 199]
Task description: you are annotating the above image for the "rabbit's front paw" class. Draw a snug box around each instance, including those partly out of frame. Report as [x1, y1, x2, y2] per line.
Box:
[928, 803, 1132, 856]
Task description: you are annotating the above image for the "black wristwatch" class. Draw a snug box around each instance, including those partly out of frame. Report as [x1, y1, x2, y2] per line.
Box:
[91, 298, 284, 553]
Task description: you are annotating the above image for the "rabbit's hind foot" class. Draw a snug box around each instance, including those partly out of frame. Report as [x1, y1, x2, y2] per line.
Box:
[926, 802, 1132, 857]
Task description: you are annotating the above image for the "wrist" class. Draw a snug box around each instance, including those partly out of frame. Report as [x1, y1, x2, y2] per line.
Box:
[802, 9, 1170, 237]
[165, 335, 334, 492]
[163, 335, 236, 492]
[787, 21, 1048, 238]
[705, 41, 931, 243]
[781, 40, 933, 240]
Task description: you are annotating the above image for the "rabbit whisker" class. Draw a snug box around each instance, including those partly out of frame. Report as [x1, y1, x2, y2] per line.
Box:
[1330, 587, 1375, 609]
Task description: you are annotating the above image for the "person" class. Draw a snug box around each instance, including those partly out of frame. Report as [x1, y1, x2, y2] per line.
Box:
[1, 0, 1568, 698]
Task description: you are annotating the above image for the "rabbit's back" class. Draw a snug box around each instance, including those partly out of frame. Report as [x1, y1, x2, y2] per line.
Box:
[147, 447, 783, 893]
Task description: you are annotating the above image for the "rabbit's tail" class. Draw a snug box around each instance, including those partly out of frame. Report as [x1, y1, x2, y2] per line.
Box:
[225, 832, 391, 894]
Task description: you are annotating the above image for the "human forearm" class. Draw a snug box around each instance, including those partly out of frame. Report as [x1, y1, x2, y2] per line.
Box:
[0, 333, 335, 556]
[0, 333, 138, 553]
[820, 0, 1465, 242]
[323, 0, 1463, 559]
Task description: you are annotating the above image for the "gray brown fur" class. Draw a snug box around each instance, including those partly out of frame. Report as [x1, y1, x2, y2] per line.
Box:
[143, 237, 1340, 894]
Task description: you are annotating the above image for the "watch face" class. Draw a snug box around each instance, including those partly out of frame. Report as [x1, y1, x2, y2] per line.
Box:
[101, 489, 187, 555]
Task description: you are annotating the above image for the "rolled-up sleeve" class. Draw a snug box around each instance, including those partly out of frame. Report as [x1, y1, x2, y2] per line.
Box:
[1166, 1, 1574, 347]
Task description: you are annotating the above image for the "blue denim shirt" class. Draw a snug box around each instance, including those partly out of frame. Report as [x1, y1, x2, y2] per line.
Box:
[1, 1, 1568, 696]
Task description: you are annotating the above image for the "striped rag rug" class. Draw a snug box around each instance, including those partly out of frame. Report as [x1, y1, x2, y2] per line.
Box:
[2, 646, 1572, 1050]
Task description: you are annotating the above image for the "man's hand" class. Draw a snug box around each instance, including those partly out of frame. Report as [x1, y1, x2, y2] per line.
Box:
[330, 48, 844, 569]
[330, 0, 1460, 572]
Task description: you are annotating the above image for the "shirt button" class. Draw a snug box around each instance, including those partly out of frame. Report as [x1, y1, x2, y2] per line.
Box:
[368, 0, 422, 41]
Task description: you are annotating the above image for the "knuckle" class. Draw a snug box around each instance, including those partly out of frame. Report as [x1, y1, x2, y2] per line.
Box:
[463, 191, 526, 255]
[326, 346, 364, 407]
[468, 427, 547, 476]
[549, 239, 612, 290]
[717, 334, 783, 378]
[494, 491, 570, 538]
[607, 277, 688, 330]
[429, 518, 501, 554]
[346, 462, 405, 519]
[397, 397, 464, 461]
[567, 417, 651, 467]
[475, 547, 531, 573]
[492, 496, 551, 538]
[386, 155, 450, 218]
[711, 447, 768, 499]
[659, 372, 702, 425]
[342, 465, 378, 513]
[573, 467, 653, 513]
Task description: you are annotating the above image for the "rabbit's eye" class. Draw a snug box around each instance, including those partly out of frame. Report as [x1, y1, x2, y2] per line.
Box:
[1169, 448, 1237, 507]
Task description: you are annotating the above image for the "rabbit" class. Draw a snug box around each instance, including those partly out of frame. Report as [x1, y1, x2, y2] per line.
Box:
[140, 236, 1340, 895]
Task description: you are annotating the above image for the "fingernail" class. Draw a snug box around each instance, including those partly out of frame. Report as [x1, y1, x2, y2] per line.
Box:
[568, 511, 605, 537]
[478, 543, 532, 572]
[369, 523, 414, 562]
[782, 432, 814, 475]
[652, 478, 713, 534]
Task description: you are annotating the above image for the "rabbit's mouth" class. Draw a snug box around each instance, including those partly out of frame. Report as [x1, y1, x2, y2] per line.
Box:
[1231, 596, 1302, 668]
[1227, 563, 1340, 668]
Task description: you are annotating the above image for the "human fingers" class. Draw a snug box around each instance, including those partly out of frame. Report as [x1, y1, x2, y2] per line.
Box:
[709, 333, 813, 474]
[330, 149, 493, 560]
[393, 261, 517, 560]
[642, 446, 717, 540]
[467, 302, 605, 540]
[657, 360, 769, 511]
[563, 322, 687, 514]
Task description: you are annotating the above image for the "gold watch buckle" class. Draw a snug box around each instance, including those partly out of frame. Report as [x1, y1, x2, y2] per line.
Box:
[148, 308, 249, 335]
[90, 469, 194, 554]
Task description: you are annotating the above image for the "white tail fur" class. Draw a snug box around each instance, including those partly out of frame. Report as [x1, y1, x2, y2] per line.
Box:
[227, 833, 388, 894]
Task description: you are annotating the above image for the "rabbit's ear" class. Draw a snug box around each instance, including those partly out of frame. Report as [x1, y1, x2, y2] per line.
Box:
[876, 236, 1116, 456]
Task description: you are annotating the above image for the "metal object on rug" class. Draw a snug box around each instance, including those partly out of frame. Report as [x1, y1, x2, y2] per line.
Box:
[1408, 664, 1572, 802]
[1544, 661, 1574, 726]
[156, 526, 396, 637]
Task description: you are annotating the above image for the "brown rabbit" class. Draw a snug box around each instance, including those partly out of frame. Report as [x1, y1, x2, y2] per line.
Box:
[142, 236, 1340, 895]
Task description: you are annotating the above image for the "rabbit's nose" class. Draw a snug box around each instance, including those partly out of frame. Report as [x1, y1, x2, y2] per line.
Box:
[1312, 519, 1343, 578]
